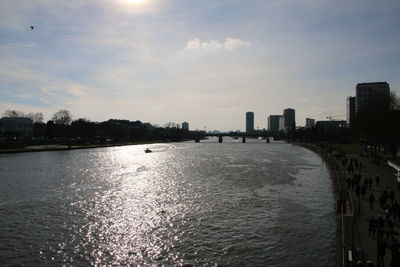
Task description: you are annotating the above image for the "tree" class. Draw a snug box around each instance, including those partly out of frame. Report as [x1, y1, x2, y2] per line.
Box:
[164, 122, 180, 128]
[356, 92, 400, 158]
[71, 118, 96, 138]
[27, 112, 44, 123]
[382, 95, 400, 158]
[384, 110, 400, 159]
[2, 110, 44, 123]
[2, 110, 25, 117]
[51, 109, 73, 125]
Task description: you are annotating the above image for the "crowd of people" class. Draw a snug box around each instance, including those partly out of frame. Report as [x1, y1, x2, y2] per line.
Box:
[321, 144, 400, 267]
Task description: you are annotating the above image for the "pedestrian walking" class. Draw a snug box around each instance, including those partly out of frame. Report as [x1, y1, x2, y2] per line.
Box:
[385, 206, 391, 220]
[377, 216, 385, 239]
[393, 201, 399, 221]
[356, 185, 361, 199]
[380, 192, 388, 208]
[367, 216, 377, 238]
[379, 195, 385, 209]
[378, 239, 387, 266]
[368, 177, 373, 190]
[389, 239, 400, 267]
[386, 219, 395, 240]
[369, 193, 375, 210]
[390, 190, 395, 203]
[361, 184, 367, 198]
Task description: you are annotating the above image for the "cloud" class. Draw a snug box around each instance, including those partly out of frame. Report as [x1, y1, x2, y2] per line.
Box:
[295, 98, 309, 103]
[216, 105, 246, 114]
[185, 37, 249, 51]
[1, 0, 400, 130]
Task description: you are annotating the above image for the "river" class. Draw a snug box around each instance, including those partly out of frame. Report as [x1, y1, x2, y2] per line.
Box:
[0, 138, 335, 266]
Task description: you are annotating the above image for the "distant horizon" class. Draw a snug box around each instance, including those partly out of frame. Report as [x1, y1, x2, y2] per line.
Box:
[0, 106, 350, 132]
[1, 0, 399, 131]
[0, 80, 396, 131]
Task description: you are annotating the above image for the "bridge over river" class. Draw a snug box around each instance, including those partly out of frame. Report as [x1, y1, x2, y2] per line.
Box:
[197, 133, 274, 143]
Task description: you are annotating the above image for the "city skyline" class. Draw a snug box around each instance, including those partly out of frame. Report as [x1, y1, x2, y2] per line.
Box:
[1, 0, 400, 131]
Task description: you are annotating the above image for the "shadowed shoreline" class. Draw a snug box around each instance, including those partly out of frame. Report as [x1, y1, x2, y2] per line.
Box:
[293, 142, 344, 267]
[0, 138, 195, 154]
[296, 141, 400, 266]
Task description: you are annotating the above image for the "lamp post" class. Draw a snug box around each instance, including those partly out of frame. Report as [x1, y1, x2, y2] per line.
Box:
[376, 225, 380, 267]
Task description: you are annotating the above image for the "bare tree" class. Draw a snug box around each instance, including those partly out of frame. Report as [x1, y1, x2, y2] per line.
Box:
[51, 109, 73, 125]
[2, 110, 25, 117]
[165, 122, 180, 128]
[2, 110, 44, 123]
[27, 112, 44, 123]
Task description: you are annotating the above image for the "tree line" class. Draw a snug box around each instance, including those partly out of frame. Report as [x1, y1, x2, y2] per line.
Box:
[0, 109, 202, 148]
[3, 92, 400, 158]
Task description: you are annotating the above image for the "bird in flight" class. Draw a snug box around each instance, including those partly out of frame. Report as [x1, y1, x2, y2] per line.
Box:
[30, 26, 34, 30]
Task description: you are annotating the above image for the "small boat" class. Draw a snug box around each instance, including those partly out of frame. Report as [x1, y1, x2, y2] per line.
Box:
[145, 148, 152, 153]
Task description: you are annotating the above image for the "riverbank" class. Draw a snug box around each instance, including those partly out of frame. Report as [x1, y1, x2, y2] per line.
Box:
[0, 139, 195, 154]
[336, 147, 400, 266]
[296, 141, 400, 266]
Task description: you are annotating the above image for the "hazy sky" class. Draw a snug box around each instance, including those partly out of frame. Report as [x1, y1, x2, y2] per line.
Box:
[1, 0, 400, 131]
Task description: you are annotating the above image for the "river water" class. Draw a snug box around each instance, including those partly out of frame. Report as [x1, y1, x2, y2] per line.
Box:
[0, 138, 335, 266]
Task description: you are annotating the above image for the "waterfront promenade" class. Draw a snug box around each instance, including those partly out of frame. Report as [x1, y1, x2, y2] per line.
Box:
[331, 145, 400, 266]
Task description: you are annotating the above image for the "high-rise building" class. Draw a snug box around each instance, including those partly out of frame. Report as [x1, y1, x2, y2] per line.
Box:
[182, 122, 189, 131]
[355, 82, 390, 111]
[283, 108, 295, 131]
[268, 115, 282, 133]
[305, 118, 315, 128]
[246, 112, 254, 133]
[279, 116, 285, 132]
[346, 96, 356, 127]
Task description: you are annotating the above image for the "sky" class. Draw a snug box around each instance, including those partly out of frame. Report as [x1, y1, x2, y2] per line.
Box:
[1, 0, 400, 131]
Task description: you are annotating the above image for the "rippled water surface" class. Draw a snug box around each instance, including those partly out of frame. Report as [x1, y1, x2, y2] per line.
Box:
[0, 139, 335, 266]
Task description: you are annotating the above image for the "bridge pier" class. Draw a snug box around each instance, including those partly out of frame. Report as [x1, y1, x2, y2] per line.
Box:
[195, 137, 200, 143]
[266, 136, 270, 143]
[218, 136, 223, 143]
[242, 136, 246, 143]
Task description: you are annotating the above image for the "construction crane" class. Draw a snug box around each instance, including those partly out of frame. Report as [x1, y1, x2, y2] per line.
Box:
[326, 115, 345, 121]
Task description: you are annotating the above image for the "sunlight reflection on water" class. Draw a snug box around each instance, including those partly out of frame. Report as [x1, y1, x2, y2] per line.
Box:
[0, 140, 335, 266]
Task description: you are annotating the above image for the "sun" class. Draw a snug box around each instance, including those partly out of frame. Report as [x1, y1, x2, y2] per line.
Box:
[122, 0, 146, 5]
[118, 0, 154, 13]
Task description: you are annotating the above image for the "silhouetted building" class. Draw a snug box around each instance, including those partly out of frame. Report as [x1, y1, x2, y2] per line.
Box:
[316, 120, 347, 131]
[279, 116, 285, 132]
[283, 108, 295, 131]
[356, 82, 390, 111]
[346, 96, 356, 127]
[246, 112, 254, 133]
[268, 115, 282, 133]
[305, 118, 315, 128]
[182, 122, 189, 131]
[0, 117, 33, 138]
